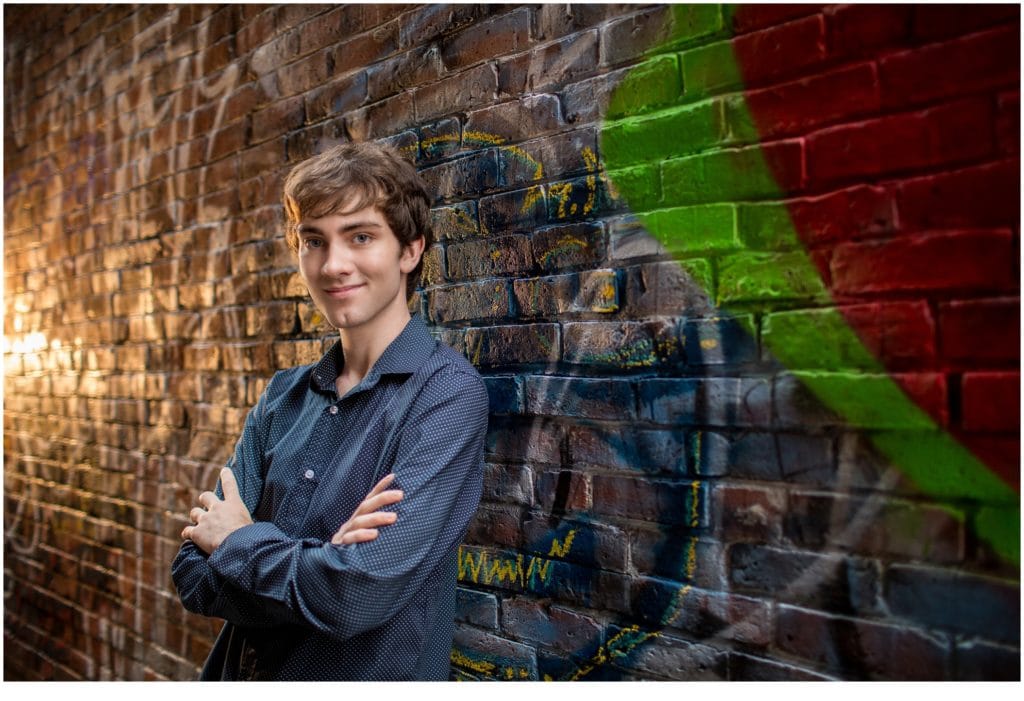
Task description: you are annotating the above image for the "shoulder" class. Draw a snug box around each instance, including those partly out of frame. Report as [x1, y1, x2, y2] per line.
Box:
[259, 362, 318, 409]
[414, 343, 489, 410]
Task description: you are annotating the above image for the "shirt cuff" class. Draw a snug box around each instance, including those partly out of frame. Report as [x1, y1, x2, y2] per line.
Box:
[207, 521, 289, 590]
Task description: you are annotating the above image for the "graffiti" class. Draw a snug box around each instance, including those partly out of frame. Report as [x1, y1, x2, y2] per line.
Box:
[601, 4, 1019, 564]
[5, 4, 1018, 682]
[458, 530, 576, 591]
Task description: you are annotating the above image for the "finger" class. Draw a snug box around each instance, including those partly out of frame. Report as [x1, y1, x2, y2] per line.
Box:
[333, 528, 380, 545]
[352, 489, 404, 516]
[189, 507, 206, 524]
[349, 511, 399, 529]
[219, 468, 241, 502]
[365, 473, 396, 499]
[182, 525, 193, 540]
[197, 491, 218, 509]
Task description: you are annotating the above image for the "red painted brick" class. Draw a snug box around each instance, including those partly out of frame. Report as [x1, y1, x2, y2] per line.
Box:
[910, 4, 1020, 43]
[895, 160, 1020, 231]
[807, 98, 994, 185]
[830, 230, 1017, 296]
[823, 4, 912, 60]
[961, 372, 1020, 432]
[731, 5, 823, 34]
[738, 62, 881, 142]
[841, 301, 938, 370]
[939, 297, 1020, 366]
[879, 25, 1019, 109]
[996, 90, 1019, 155]
[733, 14, 827, 87]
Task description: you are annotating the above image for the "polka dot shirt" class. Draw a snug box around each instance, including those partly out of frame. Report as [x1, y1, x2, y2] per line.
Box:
[171, 315, 488, 680]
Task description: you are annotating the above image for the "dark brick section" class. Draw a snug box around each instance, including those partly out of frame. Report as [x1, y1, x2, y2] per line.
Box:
[885, 565, 1020, 643]
[4, 3, 1018, 684]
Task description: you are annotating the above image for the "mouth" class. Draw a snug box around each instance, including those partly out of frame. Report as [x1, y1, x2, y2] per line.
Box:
[323, 284, 364, 298]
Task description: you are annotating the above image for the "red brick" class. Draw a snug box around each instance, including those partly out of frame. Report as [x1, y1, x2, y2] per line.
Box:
[738, 62, 881, 141]
[464, 323, 560, 367]
[250, 95, 304, 144]
[910, 4, 1020, 43]
[366, 45, 442, 102]
[441, 8, 532, 71]
[996, 90, 1019, 155]
[713, 484, 787, 542]
[733, 14, 827, 87]
[426, 280, 511, 324]
[414, 63, 497, 123]
[961, 371, 1020, 432]
[879, 25, 1019, 109]
[498, 30, 598, 95]
[276, 48, 331, 98]
[807, 98, 994, 185]
[397, 4, 487, 49]
[830, 230, 1017, 296]
[563, 320, 682, 370]
[731, 5, 823, 34]
[366, 92, 415, 138]
[939, 298, 1019, 366]
[840, 301, 938, 370]
[328, 20, 400, 76]
[775, 605, 949, 679]
[465, 94, 564, 145]
[824, 4, 911, 60]
[446, 235, 531, 281]
[895, 160, 1020, 231]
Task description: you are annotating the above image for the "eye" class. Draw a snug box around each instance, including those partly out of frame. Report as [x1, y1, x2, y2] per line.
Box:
[352, 233, 373, 245]
[301, 237, 323, 249]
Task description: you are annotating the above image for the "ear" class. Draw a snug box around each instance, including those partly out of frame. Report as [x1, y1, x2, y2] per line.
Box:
[399, 236, 426, 273]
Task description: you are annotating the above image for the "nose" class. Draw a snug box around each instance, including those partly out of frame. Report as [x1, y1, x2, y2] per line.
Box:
[321, 241, 354, 277]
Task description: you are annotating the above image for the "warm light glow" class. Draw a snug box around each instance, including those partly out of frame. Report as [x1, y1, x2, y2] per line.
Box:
[3, 332, 49, 355]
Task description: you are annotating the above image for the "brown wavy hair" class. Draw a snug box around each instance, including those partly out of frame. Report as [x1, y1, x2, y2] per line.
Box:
[283, 142, 433, 298]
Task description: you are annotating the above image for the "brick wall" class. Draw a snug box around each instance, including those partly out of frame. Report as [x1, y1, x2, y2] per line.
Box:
[3, 3, 1019, 681]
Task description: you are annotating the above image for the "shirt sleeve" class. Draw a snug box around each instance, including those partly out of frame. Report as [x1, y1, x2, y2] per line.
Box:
[171, 379, 288, 626]
[204, 368, 488, 641]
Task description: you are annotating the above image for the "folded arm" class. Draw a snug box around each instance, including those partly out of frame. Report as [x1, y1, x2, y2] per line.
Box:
[205, 370, 487, 641]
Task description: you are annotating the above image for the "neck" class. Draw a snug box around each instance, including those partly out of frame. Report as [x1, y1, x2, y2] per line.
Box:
[337, 307, 412, 385]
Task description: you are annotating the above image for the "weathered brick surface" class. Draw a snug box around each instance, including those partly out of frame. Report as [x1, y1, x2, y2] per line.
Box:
[4, 3, 1017, 684]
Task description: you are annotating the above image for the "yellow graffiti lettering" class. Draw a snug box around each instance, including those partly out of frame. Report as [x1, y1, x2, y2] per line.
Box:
[457, 547, 484, 582]
[700, 338, 718, 350]
[521, 184, 544, 214]
[549, 182, 574, 219]
[450, 648, 495, 675]
[547, 529, 577, 558]
[484, 555, 522, 586]
[565, 625, 660, 681]
[690, 480, 701, 528]
[463, 130, 506, 147]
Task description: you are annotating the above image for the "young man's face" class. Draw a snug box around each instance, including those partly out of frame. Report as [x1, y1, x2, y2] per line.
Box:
[296, 204, 424, 333]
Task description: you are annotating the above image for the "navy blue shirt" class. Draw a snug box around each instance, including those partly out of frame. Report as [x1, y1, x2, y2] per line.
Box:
[171, 315, 488, 680]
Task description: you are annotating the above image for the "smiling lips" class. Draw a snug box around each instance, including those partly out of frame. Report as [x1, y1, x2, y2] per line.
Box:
[323, 284, 364, 298]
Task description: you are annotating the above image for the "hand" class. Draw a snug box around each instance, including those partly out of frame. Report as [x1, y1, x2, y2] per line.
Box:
[181, 468, 253, 554]
[331, 473, 404, 545]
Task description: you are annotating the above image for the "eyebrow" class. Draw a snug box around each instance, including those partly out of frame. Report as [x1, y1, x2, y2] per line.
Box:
[297, 221, 385, 235]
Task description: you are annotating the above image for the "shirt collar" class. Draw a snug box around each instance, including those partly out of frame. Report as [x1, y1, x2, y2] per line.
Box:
[309, 314, 437, 395]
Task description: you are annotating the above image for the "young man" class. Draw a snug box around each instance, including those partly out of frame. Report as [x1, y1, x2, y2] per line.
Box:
[171, 142, 488, 680]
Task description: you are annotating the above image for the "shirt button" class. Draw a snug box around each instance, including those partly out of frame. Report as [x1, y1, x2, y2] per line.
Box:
[304, 469, 315, 479]
[328, 405, 338, 415]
